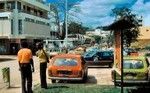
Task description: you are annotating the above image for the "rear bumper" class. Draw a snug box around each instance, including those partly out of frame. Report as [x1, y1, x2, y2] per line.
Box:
[114, 80, 149, 83]
[48, 76, 83, 81]
[113, 80, 150, 86]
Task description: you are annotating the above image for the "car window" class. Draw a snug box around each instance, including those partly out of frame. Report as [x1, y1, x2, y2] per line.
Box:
[53, 58, 78, 66]
[103, 52, 110, 56]
[102, 51, 113, 57]
[123, 60, 144, 69]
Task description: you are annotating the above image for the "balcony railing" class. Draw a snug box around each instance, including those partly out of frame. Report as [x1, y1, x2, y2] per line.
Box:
[20, 10, 48, 19]
[0, 9, 13, 12]
[0, 9, 48, 19]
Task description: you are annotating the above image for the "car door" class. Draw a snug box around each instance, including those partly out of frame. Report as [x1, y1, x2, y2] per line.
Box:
[103, 51, 113, 60]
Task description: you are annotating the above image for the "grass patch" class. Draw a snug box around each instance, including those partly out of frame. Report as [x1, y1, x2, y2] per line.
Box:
[33, 84, 127, 93]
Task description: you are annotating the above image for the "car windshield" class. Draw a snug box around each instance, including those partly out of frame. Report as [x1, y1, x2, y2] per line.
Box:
[53, 58, 78, 66]
[123, 59, 144, 69]
[84, 51, 96, 56]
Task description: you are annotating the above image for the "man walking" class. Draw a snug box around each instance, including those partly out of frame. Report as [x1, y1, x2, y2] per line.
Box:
[17, 41, 34, 93]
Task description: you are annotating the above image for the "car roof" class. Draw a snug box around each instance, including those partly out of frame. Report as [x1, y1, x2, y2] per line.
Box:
[53, 54, 82, 58]
[99, 50, 113, 52]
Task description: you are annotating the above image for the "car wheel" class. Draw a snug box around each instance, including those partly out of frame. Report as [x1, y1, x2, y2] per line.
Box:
[82, 71, 88, 83]
[51, 79, 56, 83]
[109, 63, 113, 68]
[93, 56, 98, 62]
[84, 70, 88, 80]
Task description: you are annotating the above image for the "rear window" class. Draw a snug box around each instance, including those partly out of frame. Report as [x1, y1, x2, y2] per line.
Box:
[53, 58, 78, 66]
[123, 60, 144, 69]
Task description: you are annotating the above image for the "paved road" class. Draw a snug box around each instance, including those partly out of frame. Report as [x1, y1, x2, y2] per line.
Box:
[0, 55, 113, 93]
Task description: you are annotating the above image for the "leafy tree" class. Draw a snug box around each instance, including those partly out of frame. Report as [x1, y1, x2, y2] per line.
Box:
[49, 4, 61, 35]
[91, 35, 102, 44]
[60, 21, 88, 39]
[50, 0, 83, 39]
[112, 7, 141, 47]
[68, 22, 86, 34]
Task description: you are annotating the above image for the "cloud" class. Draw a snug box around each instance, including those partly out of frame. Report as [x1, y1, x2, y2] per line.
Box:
[131, 0, 150, 26]
[70, 0, 150, 28]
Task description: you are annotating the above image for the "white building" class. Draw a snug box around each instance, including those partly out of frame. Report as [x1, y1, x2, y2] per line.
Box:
[95, 29, 111, 37]
[0, 0, 51, 54]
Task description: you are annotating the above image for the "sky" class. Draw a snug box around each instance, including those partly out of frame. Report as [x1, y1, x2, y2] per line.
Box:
[46, 0, 150, 28]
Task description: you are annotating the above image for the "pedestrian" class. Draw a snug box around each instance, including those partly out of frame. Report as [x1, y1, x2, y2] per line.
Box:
[36, 42, 49, 89]
[17, 41, 34, 93]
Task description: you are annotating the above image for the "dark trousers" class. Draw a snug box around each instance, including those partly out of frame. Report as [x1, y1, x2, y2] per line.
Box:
[40, 62, 47, 88]
[20, 64, 32, 93]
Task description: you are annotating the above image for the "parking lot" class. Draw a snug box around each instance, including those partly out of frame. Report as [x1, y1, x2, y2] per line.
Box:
[0, 55, 113, 93]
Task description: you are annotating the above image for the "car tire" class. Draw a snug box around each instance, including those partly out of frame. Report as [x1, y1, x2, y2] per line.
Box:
[82, 70, 88, 83]
[84, 70, 88, 79]
[109, 63, 113, 68]
[51, 79, 56, 83]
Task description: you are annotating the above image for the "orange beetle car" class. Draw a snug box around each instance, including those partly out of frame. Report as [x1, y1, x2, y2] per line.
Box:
[48, 54, 88, 83]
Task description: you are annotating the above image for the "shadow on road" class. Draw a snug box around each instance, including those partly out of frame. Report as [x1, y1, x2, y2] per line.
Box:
[50, 75, 97, 84]
[0, 58, 15, 62]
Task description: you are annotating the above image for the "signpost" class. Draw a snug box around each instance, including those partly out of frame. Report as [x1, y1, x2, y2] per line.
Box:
[2, 67, 10, 88]
[114, 30, 124, 93]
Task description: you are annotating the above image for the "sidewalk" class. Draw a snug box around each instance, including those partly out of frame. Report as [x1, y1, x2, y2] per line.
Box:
[0, 55, 48, 93]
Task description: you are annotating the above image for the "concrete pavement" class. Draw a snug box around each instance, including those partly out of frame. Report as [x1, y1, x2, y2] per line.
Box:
[0, 55, 47, 93]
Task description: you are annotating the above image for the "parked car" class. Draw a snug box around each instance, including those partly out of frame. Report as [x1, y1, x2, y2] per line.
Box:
[111, 56, 150, 86]
[83, 50, 114, 67]
[48, 54, 88, 83]
[124, 48, 138, 55]
[68, 47, 86, 55]
[86, 47, 99, 52]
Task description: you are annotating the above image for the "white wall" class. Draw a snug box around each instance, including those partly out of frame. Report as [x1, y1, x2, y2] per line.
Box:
[0, 20, 11, 36]
[24, 21, 50, 38]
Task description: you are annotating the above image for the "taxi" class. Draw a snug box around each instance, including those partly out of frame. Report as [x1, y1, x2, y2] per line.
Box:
[111, 55, 150, 86]
[48, 54, 88, 83]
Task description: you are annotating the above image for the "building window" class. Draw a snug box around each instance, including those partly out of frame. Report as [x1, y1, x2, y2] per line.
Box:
[17, 2, 21, 11]
[7, 1, 15, 11]
[0, 3, 4, 11]
[0, 17, 8, 20]
[18, 20, 22, 34]
[11, 20, 13, 34]
[25, 18, 34, 23]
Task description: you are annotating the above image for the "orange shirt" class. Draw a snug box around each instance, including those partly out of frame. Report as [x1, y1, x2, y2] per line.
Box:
[17, 48, 32, 63]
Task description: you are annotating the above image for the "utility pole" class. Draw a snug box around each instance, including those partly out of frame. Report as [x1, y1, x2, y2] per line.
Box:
[65, 0, 68, 48]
